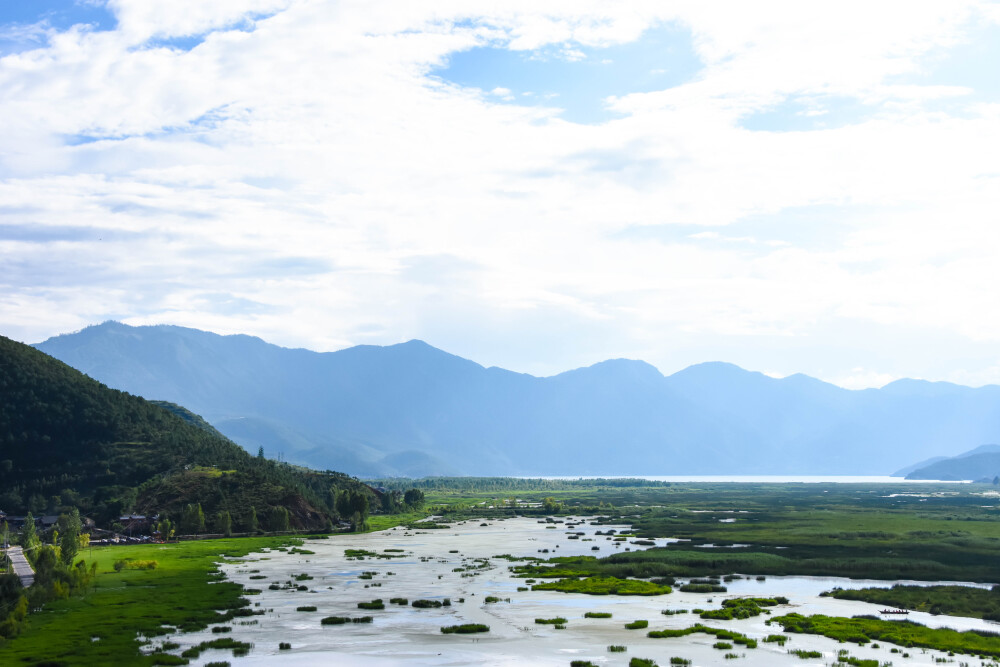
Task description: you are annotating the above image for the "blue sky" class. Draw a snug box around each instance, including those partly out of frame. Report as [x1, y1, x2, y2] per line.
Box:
[2, 1, 1000, 389]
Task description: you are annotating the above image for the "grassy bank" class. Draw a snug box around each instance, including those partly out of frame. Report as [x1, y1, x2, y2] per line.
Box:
[0, 536, 297, 665]
[774, 612, 1000, 657]
[823, 584, 1000, 620]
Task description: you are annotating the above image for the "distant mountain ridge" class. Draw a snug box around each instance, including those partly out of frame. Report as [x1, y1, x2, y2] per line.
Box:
[33, 321, 1000, 478]
[903, 445, 1000, 481]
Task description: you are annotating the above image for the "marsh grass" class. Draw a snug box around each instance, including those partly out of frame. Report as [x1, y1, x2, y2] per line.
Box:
[0, 537, 290, 665]
[440, 624, 489, 634]
[774, 612, 1000, 657]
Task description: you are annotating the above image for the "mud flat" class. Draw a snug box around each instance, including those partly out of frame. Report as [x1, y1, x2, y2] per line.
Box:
[163, 518, 1000, 666]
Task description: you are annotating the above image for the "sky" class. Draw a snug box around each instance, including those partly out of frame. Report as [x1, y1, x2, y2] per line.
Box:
[2, 1, 1000, 389]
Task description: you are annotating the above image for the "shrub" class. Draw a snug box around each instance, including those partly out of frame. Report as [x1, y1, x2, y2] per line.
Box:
[629, 659, 657, 667]
[113, 559, 158, 572]
[625, 620, 649, 630]
[608, 645, 627, 652]
[412, 599, 442, 608]
[535, 617, 568, 625]
[296, 606, 317, 612]
[321, 616, 350, 625]
[389, 597, 408, 605]
[440, 624, 489, 634]
[585, 612, 612, 618]
[357, 599, 384, 610]
[278, 642, 291, 650]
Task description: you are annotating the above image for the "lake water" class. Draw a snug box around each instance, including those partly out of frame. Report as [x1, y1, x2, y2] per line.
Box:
[162, 518, 997, 666]
[537, 476, 969, 483]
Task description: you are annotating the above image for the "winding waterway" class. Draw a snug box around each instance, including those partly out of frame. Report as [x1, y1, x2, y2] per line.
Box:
[163, 517, 998, 666]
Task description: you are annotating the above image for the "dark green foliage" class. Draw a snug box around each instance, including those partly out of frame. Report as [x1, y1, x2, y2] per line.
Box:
[530, 575, 671, 596]
[440, 624, 489, 634]
[278, 642, 291, 650]
[295, 606, 317, 612]
[584, 611, 612, 618]
[403, 489, 425, 508]
[774, 612, 1000, 656]
[411, 599, 442, 608]
[57, 509, 81, 565]
[625, 620, 648, 629]
[357, 599, 384, 610]
[823, 584, 1000, 620]
[608, 645, 626, 652]
[790, 649, 822, 658]
[679, 583, 726, 593]
[0, 335, 374, 530]
[535, 617, 567, 625]
[629, 659, 657, 667]
[700, 597, 781, 620]
[321, 616, 351, 625]
[570, 661, 597, 667]
[647, 624, 757, 648]
[180, 637, 251, 659]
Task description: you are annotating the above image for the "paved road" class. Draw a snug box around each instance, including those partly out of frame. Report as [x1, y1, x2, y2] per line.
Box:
[4, 546, 34, 587]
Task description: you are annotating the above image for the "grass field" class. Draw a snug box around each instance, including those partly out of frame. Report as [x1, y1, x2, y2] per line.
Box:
[0, 537, 295, 665]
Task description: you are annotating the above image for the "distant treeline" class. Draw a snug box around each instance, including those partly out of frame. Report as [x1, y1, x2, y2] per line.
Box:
[368, 477, 672, 492]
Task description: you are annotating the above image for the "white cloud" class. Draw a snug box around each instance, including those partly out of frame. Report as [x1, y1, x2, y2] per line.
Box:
[1, 1, 1000, 387]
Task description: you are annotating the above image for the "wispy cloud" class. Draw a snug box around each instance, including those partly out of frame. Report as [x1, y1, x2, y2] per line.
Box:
[2, 1, 1000, 387]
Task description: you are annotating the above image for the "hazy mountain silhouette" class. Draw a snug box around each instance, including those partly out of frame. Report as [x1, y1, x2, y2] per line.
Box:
[34, 322, 1000, 477]
[903, 444, 1000, 481]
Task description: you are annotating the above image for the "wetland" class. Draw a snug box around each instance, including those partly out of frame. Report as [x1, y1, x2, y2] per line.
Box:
[5, 480, 1000, 666]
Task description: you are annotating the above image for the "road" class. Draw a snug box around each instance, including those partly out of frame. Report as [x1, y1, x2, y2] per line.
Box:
[4, 546, 35, 587]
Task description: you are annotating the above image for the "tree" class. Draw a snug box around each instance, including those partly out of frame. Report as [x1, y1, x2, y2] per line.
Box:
[157, 516, 174, 542]
[58, 508, 82, 565]
[404, 489, 425, 509]
[248, 506, 259, 533]
[267, 506, 290, 532]
[214, 511, 232, 537]
[179, 503, 205, 535]
[19, 512, 39, 552]
[257, 446, 264, 459]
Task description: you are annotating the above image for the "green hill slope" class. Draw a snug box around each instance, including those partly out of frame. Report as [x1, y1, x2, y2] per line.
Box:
[0, 335, 372, 530]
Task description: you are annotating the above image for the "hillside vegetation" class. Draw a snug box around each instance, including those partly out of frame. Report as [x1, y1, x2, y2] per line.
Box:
[0, 334, 373, 530]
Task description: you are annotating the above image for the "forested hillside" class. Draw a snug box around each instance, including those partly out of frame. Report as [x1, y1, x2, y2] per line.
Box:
[0, 335, 373, 530]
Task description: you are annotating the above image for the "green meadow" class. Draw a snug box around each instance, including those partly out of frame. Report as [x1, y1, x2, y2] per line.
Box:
[0, 537, 295, 665]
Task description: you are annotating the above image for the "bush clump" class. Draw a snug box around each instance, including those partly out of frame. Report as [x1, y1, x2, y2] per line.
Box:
[412, 599, 443, 608]
[535, 617, 568, 625]
[440, 624, 489, 634]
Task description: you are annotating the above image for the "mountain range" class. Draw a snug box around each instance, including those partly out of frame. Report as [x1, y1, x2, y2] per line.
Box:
[33, 321, 1000, 478]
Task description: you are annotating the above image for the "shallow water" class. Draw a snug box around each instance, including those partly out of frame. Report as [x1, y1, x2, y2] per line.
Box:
[164, 517, 1000, 666]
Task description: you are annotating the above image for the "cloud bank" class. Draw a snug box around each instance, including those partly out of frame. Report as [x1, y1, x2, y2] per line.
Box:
[2, 0, 1000, 388]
